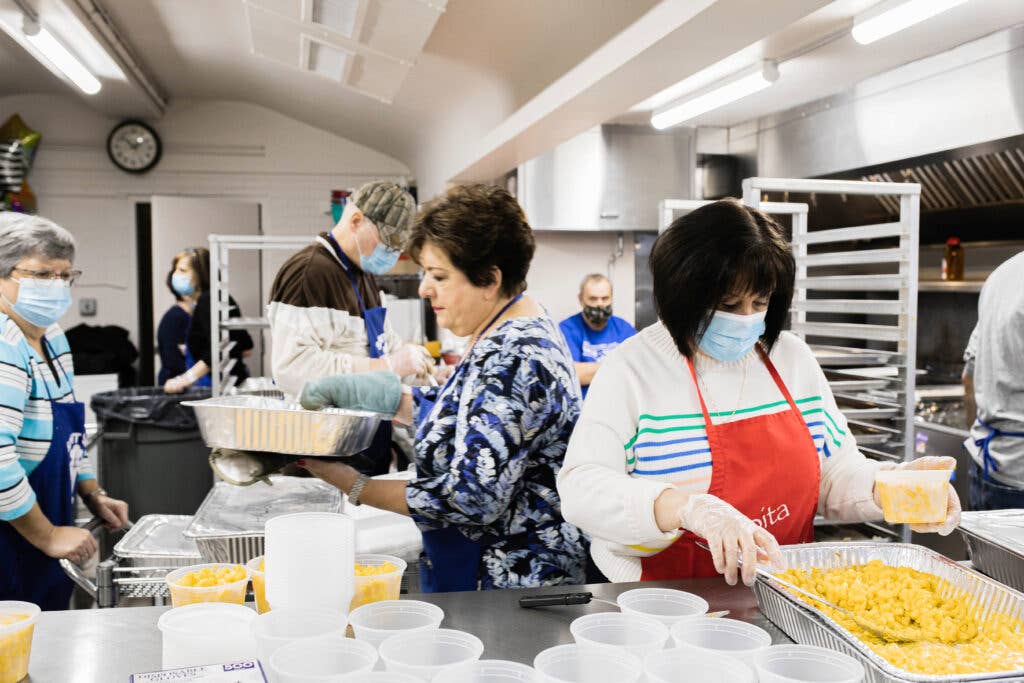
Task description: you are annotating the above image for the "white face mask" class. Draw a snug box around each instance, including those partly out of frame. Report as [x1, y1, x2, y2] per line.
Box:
[3, 277, 72, 328]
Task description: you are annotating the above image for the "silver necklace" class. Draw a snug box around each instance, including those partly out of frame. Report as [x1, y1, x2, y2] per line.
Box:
[696, 354, 750, 419]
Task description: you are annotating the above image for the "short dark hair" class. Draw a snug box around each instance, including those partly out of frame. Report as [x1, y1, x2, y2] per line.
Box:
[650, 199, 794, 358]
[165, 247, 210, 301]
[409, 184, 535, 297]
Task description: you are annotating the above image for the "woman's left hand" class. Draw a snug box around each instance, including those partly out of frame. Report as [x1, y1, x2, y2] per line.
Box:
[87, 494, 129, 530]
[297, 459, 360, 494]
[874, 456, 961, 536]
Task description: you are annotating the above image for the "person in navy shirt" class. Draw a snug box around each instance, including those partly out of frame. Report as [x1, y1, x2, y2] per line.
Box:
[559, 273, 636, 398]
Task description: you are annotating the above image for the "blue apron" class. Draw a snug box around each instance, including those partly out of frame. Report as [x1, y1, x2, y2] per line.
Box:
[183, 326, 212, 388]
[323, 233, 392, 472]
[974, 417, 1024, 481]
[0, 342, 86, 610]
[417, 294, 522, 593]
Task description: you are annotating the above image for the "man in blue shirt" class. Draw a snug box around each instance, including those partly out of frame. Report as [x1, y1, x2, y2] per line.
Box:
[559, 273, 637, 398]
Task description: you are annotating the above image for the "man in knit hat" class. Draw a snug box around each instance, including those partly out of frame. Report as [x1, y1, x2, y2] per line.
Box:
[267, 181, 427, 474]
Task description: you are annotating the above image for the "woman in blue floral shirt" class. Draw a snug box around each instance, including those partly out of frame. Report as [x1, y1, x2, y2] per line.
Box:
[299, 184, 586, 591]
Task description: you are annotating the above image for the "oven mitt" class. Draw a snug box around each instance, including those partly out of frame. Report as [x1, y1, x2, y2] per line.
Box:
[299, 370, 402, 416]
[209, 448, 302, 486]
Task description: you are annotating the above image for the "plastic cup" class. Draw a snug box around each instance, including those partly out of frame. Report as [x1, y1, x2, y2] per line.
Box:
[165, 563, 250, 607]
[378, 628, 484, 681]
[874, 469, 951, 524]
[432, 660, 541, 683]
[533, 644, 642, 683]
[569, 612, 669, 658]
[337, 673, 421, 682]
[0, 601, 40, 683]
[616, 588, 709, 626]
[669, 618, 771, 665]
[269, 636, 379, 682]
[753, 645, 865, 683]
[265, 512, 354, 614]
[158, 603, 257, 669]
[250, 607, 347, 664]
[644, 648, 756, 683]
[247, 556, 269, 614]
[348, 600, 445, 648]
[352, 554, 408, 610]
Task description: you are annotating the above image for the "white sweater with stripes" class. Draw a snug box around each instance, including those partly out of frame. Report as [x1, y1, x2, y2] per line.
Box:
[557, 322, 888, 583]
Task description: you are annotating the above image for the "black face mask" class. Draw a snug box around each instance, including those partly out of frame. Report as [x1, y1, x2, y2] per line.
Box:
[583, 304, 613, 326]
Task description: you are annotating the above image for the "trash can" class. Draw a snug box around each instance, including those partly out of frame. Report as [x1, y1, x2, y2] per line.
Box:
[91, 387, 214, 521]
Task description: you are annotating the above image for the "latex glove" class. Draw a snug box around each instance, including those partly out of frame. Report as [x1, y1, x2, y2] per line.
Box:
[875, 456, 961, 536]
[679, 493, 785, 586]
[163, 368, 197, 394]
[386, 344, 431, 378]
[86, 493, 129, 531]
[300, 371, 402, 416]
[432, 360, 455, 384]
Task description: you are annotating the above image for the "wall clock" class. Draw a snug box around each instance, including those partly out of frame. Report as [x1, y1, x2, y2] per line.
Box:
[107, 119, 162, 174]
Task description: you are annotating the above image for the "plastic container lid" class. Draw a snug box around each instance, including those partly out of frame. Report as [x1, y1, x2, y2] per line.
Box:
[669, 618, 771, 664]
[753, 645, 865, 683]
[533, 643, 642, 683]
[377, 628, 484, 679]
[269, 636, 378, 682]
[348, 600, 444, 647]
[644, 648, 756, 683]
[157, 602, 256, 637]
[0, 601, 40, 636]
[250, 607, 346, 662]
[157, 603, 258, 669]
[570, 612, 669, 658]
[432, 659, 541, 683]
[616, 588, 709, 626]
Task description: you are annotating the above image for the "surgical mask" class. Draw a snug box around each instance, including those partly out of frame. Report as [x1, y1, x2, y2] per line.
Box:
[357, 228, 401, 274]
[171, 273, 195, 297]
[698, 309, 767, 362]
[583, 304, 612, 326]
[4, 278, 72, 328]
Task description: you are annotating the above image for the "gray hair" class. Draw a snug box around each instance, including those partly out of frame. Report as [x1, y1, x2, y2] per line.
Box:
[0, 212, 76, 278]
[579, 272, 612, 295]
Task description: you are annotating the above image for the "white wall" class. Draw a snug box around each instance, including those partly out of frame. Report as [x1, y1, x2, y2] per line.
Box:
[1, 94, 410, 378]
[528, 231, 637, 328]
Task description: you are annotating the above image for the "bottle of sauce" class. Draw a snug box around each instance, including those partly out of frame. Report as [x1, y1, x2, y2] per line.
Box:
[942, 237, 964, 281]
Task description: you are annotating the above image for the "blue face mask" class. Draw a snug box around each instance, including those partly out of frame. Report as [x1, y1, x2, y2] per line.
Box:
[5, 278, 72, 328]
[172, 273, 195, 297]
[698, 310, 767, 362]
[358, 232, 401, 275]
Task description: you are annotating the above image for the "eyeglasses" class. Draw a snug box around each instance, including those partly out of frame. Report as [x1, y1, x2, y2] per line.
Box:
[11, 267, 83, 286]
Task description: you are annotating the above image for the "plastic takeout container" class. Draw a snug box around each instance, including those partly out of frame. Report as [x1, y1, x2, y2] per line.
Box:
[616, 588, 709, 626]
[644, 648, 756, 683]
[165, 562, 250, 607]
[246, 556, 269, 614]
[269, 636, 378, 682]
[348, 600, 444, 648]
[250, 607, 346, 664]
[432, 659, 541, 683]
[157, 602, 257, 669]
[670, 617, 771, 664]
[874, 469, 951, 524]
[264, 512, 354, 614]
[533, 643, 642, 683]
[0, 601, 40, 683]
[753, 645, 865, 683]
[352, 554, 407, 610]
[336, 673, 421, 682]
[378, 628, 483, 680]
[569, 612, 668, 658]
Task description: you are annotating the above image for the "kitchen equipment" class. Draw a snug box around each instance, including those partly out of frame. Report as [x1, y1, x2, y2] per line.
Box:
[352, 554, 407, 610]
[670, 618, 771, 665]
[378, 628, 484, 680]
[264, 512, 354, 614]
[959, 510, 1024, 593]
[347, 600, 445, 648]
[532, 643, 642, 683]
[269, 637, 378, 682]
[432, 660, 541, 683]
[0, 601, 39, 683]
[113, 515, 202, 568]
[517, 592, 619, 609]
[644, 649, 756, 683]
[569, 612, 668, 658]
[165, 563, 250, 607]
[184, 477, 342, 564]
[616, 588, 709, 626]
[752, 542, 1024, 682]
[753, 645, 864, 683]
[251, 608, 347, 668]
[182, 395, 383, 456]
[157, 602, 258, 669]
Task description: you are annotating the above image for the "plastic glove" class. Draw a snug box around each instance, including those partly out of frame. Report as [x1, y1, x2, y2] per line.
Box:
[386, 344, 431, 378]
[300, 371, 402, 416]
[877, 456, 961, 536]
[163, 367, 198, 394]
[679, 493, 785, 586]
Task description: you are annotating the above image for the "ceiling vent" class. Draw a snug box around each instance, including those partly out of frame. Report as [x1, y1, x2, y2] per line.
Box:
[307, 37, 350, 81]
[311, 0, 361, 39]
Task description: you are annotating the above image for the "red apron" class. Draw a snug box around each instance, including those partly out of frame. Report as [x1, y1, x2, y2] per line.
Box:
[640, 346, 820, 581]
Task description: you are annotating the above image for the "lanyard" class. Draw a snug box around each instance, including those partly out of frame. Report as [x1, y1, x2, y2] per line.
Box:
[39, 337, 76, 403]
[323, 232, 368, 315]
[437, 293, 523, 397]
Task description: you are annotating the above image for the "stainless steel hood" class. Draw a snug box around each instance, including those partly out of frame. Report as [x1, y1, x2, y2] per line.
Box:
[517, 124, 694, 231]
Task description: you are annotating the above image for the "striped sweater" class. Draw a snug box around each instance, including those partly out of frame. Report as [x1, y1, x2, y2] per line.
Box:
[0, 315, 93, 521]
[557, 321, 887, 582]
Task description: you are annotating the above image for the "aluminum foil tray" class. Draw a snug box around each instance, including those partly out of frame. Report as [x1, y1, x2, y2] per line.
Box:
[182, 395, 383, 456]
[752, 542, 1024, 683]
[960, 510, 1024, 593]
[184, 476, 343, 564]
[112, 514, 202, 568]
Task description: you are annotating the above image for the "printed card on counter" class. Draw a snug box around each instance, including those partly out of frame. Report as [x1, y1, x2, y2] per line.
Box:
[129, 660, 267, 682]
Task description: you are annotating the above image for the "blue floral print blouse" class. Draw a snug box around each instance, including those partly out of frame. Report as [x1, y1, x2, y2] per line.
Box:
[407, 315, 586, 589]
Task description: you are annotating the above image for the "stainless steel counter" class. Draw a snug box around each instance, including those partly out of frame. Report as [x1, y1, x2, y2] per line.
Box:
[26, 579, 791, 682]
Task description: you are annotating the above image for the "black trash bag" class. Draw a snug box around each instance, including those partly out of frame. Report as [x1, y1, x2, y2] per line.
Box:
[91, 386, 210, 431]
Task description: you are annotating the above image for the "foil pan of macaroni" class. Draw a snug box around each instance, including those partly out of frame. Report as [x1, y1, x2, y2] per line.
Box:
[959, 510, 1024, 594]
[182, 395, 384, 456]
[753, 542, 1024, 683]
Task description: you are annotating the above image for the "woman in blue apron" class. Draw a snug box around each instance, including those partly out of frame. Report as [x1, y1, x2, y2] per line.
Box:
[297, 184, 587, 592]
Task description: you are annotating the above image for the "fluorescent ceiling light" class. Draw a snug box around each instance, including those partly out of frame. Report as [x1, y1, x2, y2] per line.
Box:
[852, 0, 970, 45]
[651, 60, 778, 130]
[20, 17, 102, 95]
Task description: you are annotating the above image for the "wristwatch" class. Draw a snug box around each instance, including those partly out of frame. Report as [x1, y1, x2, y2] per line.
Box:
[348, 474, 371, 507]
[82, 488, 107, 503]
